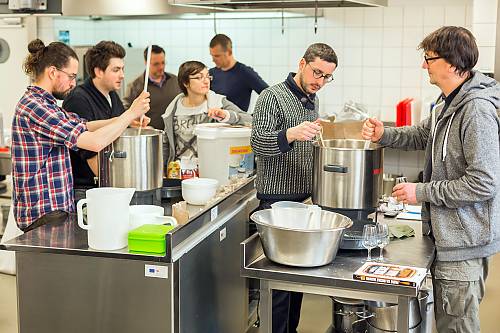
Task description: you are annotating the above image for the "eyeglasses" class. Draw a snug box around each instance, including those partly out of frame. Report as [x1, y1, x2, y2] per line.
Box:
[306, 63, 334, 83]
[55, 67, 77, 81]
[424, 55, 442, 65]
[189, 75, 213, 81]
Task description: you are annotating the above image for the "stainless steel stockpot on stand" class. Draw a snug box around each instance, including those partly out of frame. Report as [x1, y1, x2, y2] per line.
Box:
[312, 139, 383, 210]
[98, 128, 163, 191]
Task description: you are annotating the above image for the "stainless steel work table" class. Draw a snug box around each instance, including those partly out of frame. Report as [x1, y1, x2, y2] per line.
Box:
[241, 216, 436, 333]
[3, 177, 260, 333]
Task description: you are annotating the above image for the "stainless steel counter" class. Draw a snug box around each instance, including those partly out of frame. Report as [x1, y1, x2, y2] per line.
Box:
[3, 176, 256, 263]
[4, 176, 259, 333]
[241, 215, 435, 333]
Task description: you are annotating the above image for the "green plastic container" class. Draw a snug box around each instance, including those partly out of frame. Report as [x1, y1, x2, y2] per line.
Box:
[128, 224, 175, 255]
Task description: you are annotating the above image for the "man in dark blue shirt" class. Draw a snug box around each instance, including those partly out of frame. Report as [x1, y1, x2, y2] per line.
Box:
[209, 34, 269, 112]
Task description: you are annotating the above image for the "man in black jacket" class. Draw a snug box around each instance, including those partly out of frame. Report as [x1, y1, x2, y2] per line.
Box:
[63, 41, 149, 201]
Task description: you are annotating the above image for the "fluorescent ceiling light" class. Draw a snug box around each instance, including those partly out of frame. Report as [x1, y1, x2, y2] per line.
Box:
[176, 11, 309, 19]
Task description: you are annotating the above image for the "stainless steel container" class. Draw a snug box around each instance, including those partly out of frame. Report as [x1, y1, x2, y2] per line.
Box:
[99, 128, 163, 191]
[0, 203, 9, 237]
[250, 209, 352, 267]
[418, 275, 434, 333]
[312, 139, 383, 210]
[0, 150, 11, 176]
[331, 297, 368, 333]
[382, 173, 402, 198]
[365, 291, 429, 333]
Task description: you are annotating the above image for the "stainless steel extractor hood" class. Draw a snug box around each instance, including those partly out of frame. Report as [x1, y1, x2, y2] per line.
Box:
[169, 0, 387, 10]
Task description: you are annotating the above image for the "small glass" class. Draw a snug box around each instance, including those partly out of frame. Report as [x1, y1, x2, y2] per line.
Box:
[362, 224, 378, 262]
[376, 223, 390, 261]
[395, 176, 408, 211]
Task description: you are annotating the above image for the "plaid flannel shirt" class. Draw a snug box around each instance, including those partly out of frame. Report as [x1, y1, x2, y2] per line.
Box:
[12, 86, 87, 230]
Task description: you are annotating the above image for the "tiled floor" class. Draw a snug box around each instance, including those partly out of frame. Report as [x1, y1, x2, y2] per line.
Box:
[2, 253, 500, 333]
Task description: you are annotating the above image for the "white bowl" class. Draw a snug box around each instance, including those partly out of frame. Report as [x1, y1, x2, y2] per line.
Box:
[129, 205, 177, 230]
[270, 201, 309, 209]
[181, 178, 219, 205]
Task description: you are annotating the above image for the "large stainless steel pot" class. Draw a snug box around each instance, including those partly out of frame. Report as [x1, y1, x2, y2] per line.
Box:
[99, 128, 163, 191]
[365, 290, 429, 332]
[250, 209, 352, 267]
[331, 297, 368, 333]
[312, 139, 383, 210]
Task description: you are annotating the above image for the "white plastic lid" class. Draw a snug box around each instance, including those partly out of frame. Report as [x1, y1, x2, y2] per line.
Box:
[194, 123, 251, 139]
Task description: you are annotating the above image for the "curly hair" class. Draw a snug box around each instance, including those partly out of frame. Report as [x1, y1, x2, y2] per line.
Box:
[85, 41, 126, 78]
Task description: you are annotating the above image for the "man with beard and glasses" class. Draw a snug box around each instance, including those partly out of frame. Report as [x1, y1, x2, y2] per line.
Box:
[250, 43, 337, 333]
[63, 41, 150, 201]
[11, 39, 150, 232]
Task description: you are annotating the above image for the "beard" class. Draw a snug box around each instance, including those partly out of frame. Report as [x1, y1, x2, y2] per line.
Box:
[299, 74, 320, 95]
[52, 88, 71, 100]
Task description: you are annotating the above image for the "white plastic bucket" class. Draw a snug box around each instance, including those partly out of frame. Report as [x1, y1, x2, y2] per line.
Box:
[195, 124, 253, 186]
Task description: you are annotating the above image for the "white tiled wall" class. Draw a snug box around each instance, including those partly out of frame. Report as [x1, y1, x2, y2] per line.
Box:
[473, 0, 498, 72]
[40, 1, 491, 121]
[36, 0, 496, 179]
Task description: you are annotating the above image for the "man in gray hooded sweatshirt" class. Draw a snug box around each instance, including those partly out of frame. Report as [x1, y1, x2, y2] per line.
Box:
[362, 26, 500, 332]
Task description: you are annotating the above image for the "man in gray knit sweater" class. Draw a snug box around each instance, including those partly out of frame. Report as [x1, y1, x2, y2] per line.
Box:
[251, 43, 337, 333]
[363, 27, 500, 332]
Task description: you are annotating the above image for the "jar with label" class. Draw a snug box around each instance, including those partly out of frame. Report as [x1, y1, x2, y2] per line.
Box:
[166, 160, 181, 179]
[180, 157, 199, 180]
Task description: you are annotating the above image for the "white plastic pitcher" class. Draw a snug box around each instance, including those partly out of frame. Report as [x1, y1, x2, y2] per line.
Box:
[77, 187, 135, 250]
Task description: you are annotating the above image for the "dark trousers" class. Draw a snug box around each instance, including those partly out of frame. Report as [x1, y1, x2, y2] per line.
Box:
[21, 210, 68, 233]
[272, 290, 304, 333]
[254, 198, 305, 333]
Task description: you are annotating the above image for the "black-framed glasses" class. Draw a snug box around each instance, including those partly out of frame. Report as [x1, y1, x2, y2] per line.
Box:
[424, 55, 442, 65]
[189, 75, 213, 81]
[55, 67, 77, 81]
[307, 63, 334, 83]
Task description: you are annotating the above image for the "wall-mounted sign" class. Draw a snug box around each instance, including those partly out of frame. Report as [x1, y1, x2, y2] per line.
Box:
[58, 30, 70, 44]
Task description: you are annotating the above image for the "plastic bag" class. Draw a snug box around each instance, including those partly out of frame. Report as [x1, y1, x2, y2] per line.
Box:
[336, 100, 370, 122]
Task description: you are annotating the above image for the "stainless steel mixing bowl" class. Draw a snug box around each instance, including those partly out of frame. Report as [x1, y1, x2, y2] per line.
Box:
[250, 209, 353, 267]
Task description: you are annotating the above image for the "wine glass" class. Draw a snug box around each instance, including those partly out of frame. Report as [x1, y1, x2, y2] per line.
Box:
[376, 223, 390, 262]
[395, 176, 408, 212]
[362, 224, 378, 262]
